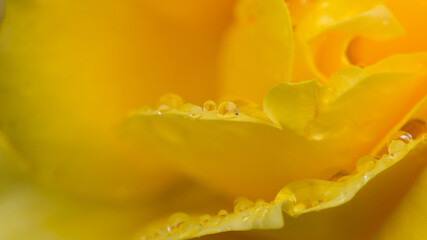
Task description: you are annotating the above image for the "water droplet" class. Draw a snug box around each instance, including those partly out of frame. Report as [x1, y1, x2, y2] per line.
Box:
[218, 209, 228, 217]
[387, 131, 413, 145]
[167, 212, 190, 233]
[388, 140, 408, 157]
[233, 197, 254, 213]
[356, 156, 376, 173]
[158, 94, 183, 109]
[199, 214, 211, 225]
[157, 105, 170, 115]
[218, 101, 239, 118]
[293, 203, 306, 213]
[401, 119, 427, 139]
[203, 100, 217, 111]
[180, 103, 203, 118]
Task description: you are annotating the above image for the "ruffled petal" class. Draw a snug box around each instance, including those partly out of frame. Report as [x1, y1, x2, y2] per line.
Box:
[134, 122, 427, 240]
[219, 0, 294, 102]
[265, 52, 427, 150]
[289, 0, 404, 81]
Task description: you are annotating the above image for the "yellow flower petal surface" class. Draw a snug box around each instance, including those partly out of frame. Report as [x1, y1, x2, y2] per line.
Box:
[265, 52, 427, 145]
[219, 0, 293, 102]
[289, 0, 404, 81]
[124, 53, 427, 201]
[134, 125, 427, 240]
[349, 0, 427, 67]
[0, 0, 234, 201]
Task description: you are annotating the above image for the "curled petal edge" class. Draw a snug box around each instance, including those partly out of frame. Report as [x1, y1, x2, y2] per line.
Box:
[132, 109, 427, 240]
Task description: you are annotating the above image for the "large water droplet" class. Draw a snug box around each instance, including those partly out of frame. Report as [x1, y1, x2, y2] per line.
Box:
[158, 94, 184, 109]
[218, 101, 239, 118]
[388, 140, 408, 157]
[233, 197, 254, 213]
[203, 100, 217, 111]
[167, 212, 191, 233]
[387, 131, 413, 145]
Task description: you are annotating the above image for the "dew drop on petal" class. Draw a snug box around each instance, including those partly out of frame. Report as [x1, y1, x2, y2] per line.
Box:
[293, 203, 306, 213]
[167, 212, 191, 233]
[387, 131, 413, 145]
[158, 93, 184, 109]
[388, 140, 408, 157]
[203, 100, 217, 111]
[233, 197, 254, 213]
[218, 209, 228, 217]
[218, 101, 239, 118]
[400, 119, 427, 139]
[157, 105, 170, 115]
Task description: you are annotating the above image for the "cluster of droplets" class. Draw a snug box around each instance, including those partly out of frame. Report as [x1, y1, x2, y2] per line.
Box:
[140, 197, 272, 240]
[141, 102, 427, 239]
[272, 118, 427, 217]
[338, 119, 427, 183]
[154, 94, 240, 119]
[151, 94, 273, 121]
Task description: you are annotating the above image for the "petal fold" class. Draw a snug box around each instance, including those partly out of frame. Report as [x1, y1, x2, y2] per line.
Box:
[290, 0, 404, 81]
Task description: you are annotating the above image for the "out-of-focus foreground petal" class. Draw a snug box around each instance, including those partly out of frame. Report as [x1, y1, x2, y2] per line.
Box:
[0, 178, 233, 240]
[0, 0, 234, 201]
[219, 0, 293, 103]
[123, 53, 427, 200]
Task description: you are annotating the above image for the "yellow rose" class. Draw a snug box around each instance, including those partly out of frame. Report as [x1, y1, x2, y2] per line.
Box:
[0, 0, 426, 240]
